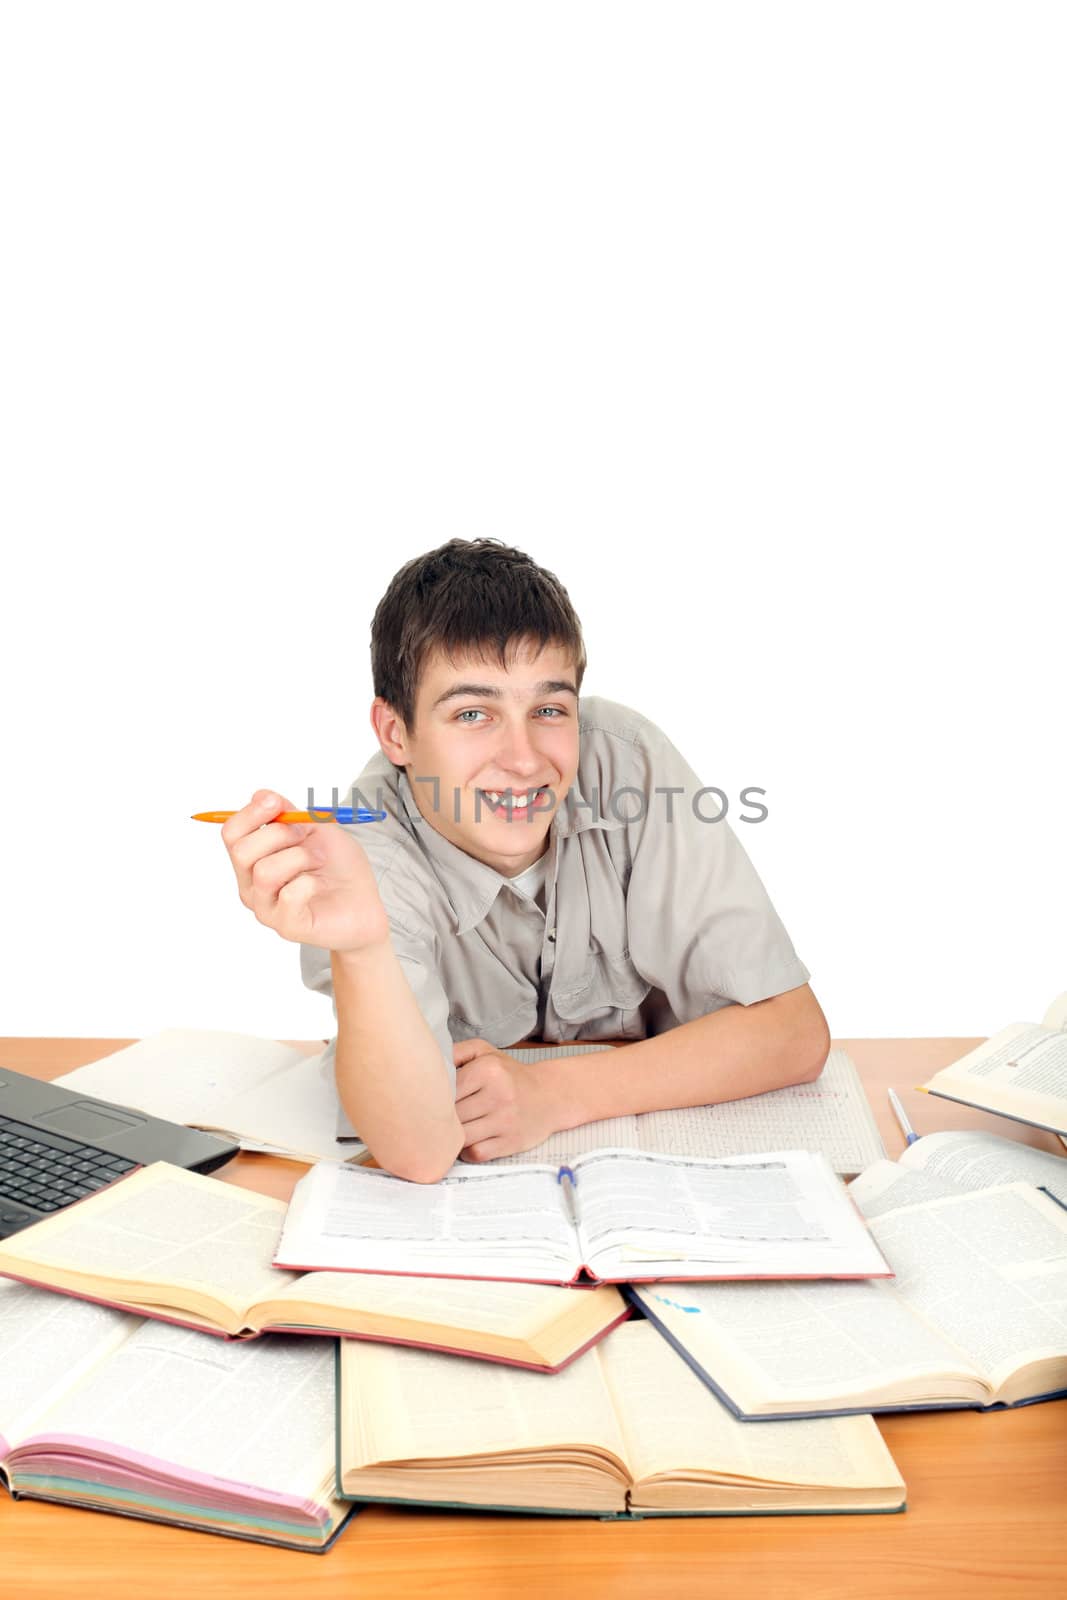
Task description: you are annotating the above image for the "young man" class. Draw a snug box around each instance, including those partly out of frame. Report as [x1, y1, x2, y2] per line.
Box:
[222, 540, 829, 1182]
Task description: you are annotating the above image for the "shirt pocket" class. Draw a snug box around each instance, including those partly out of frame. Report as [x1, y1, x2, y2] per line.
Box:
[551, 949, 651, 1036]
[448, 994, 540, 1048]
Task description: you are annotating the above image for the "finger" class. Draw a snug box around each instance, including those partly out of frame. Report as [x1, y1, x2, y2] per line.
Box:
[247, 842, 322, 914]
[230, 822, 314, 898]
[221, 790, 296, 850]
[275, 872, 319, 922]
[452, 1037, 495, 1067]
[461, 1135, 508, 1163]
[454, 1064, 492, 1104]
[457, 1107, 500, 1142]
[455, 1087, 494, 1126]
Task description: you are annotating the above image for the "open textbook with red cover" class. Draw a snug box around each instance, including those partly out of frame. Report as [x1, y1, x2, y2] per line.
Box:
[273, 1149, 891, 1285]
[0, 1164, 627, 1370]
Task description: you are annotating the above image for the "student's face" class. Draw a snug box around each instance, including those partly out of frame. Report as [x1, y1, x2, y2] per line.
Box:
[376, 639, 581, 876]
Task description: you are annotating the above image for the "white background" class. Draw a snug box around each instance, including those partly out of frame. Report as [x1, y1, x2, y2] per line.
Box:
[2, 3, 1064, 1042]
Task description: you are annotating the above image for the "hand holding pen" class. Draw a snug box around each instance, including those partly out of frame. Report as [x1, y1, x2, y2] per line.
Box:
[212, 790, 391, 954]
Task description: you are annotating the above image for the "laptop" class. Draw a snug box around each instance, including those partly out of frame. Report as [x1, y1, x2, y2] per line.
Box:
[0, 1066, 240, 1239]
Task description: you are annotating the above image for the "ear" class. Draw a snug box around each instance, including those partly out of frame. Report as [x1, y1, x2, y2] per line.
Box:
[371, 697, 412, 765]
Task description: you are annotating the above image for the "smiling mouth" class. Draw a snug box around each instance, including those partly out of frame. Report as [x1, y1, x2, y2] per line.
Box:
[477, 786, 551, 815]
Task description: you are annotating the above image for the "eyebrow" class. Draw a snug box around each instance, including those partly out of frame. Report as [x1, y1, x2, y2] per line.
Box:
[432, 678, 579, 709]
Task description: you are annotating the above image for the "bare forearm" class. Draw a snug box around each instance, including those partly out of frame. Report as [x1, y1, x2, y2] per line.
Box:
[547, 985, 831, 1130]
[332, 945, 463, 1182]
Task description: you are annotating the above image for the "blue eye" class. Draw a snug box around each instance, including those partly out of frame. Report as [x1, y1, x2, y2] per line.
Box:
[455, 706, 566, 724]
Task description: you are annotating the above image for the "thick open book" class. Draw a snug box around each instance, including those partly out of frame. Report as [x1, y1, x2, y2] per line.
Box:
[486, 1047, 886, 1177]
[630, 1135, 1067, 1417]
[274, 1148, 890, 1284]
[336, 1319, 905, 1518]
[919, 991, 1067, 1135]
[0, 1164, 626, 1369]
[54, 1029, 362, 1163]
[0, 1276, 350, 1549]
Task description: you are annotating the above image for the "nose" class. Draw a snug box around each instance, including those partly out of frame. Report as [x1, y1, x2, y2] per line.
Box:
[495, 718, 545, 780]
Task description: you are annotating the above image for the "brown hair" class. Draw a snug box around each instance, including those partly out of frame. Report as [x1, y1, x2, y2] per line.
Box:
[371, 538, 586, 731]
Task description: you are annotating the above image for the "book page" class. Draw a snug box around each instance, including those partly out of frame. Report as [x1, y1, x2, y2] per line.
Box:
[633, 1276, 979, 1412]
[54, 1029, 309, 1122]
[848, 1159, 966, 1221]
[1041, 992, 1067, 1030]
[55, 1030, 356, 1164]
[276, 1160, 579, 1280]
[900, 1130, 1067, 1207]
[10, 1318, 341, 1518]
[208, 1046, 363, 1163]
[0, 1280, 139, 1453]
[635, 1051, 885, 1175]
[486, 1113, 640, 1165]
[924, 1024, 1067, 1129]
[862, 1183, 1067, 1393]
[0, 1164, 300, 1322]
[486, 1050, 884, 1177]
[600, 1320, 904, 1489]
[260, 1271, 606, 1338]
[340, 1336, 629, 1478]
[572, 1149, 885, 1278]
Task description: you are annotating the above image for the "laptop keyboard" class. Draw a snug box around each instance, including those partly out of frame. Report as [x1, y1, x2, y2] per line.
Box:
[0, 1114, 138, 1227]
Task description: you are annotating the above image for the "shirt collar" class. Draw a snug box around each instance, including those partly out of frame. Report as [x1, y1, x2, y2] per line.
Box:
[555, 771, 628, 840]
[397, 773, 512, 934]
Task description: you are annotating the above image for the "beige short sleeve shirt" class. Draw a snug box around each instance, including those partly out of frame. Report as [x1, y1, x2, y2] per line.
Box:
[301, 697, 810, 1086]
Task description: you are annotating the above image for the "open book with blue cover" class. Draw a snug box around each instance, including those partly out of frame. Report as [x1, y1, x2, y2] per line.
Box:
[628, 1131, 1067, 1419]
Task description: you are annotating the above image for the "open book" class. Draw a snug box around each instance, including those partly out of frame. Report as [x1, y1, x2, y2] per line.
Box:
[337, 1320, 905, 1518]
[0, 1277, 350, 1549]
[53, 1029, 362, 1163]
[0, 1164, 626, 1370]
[274, 1148, 890, 1285]
[486, 1047, 885, 1177]
[919, 991, 1067, 1135]
[629, 1137, 1067, 1418]
[850, 1126, 1067, 1211]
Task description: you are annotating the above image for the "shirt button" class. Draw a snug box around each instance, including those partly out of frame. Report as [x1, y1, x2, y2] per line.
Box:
[546, 929, 556, 942]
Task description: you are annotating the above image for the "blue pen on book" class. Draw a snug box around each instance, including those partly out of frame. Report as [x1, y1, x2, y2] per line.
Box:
[557, 1165, 582, 1230]
[888, 1088, 919, 1146]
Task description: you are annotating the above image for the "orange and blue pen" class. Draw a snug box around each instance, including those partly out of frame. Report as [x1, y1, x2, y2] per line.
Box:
[192, 808, 387, 824]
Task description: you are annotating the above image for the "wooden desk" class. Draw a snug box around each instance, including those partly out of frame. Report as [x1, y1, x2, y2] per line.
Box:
[1, 1037, 1065, 1600]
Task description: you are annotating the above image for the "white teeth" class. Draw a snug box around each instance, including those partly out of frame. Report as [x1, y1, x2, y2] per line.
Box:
[481, 788, 543, 809]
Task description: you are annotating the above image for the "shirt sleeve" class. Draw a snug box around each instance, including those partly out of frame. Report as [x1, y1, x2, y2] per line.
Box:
[619, 720, 811, 1015]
